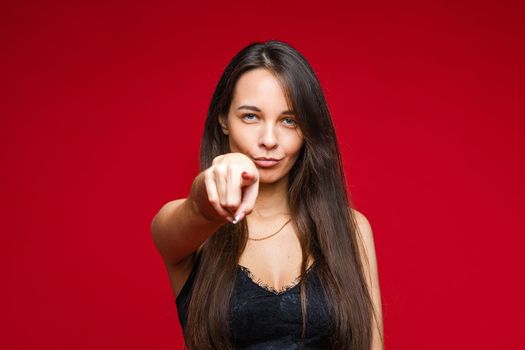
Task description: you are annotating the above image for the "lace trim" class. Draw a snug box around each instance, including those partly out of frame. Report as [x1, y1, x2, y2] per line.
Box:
[238, 263, 316, 295]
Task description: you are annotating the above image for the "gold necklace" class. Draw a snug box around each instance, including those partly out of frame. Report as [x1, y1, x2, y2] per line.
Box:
[248, 218, 292, 241]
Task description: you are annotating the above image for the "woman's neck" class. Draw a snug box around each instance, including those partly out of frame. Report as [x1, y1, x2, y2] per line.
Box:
[251, 176, 290, 219]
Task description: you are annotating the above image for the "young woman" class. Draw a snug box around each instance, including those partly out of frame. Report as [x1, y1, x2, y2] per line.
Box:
[151, 40, 384, 350]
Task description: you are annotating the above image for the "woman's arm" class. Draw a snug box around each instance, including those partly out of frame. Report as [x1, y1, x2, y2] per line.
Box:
[151, 171, 226, 267]
[352, 209, 385, 350]
[152, 153, 259, 268]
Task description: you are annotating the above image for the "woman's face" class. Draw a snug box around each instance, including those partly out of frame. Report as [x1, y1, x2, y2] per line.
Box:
[221, 68, 304, 184]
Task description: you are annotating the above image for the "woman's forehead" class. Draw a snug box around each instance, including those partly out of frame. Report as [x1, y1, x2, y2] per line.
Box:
[231, 69, 290, 112]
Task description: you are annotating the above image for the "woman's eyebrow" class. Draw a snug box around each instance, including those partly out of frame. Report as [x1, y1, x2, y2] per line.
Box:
[237, 105, 295, 115]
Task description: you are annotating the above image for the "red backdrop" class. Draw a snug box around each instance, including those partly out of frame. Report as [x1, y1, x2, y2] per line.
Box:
[2, 0, 524, 349]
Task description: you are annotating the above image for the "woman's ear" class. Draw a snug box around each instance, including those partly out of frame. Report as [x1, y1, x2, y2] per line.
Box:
[219, 115, 230, 135]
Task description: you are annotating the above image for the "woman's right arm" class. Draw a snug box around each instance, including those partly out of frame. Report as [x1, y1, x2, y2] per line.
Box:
[151, 153, 259, 267]
[150, 171, 226, 267]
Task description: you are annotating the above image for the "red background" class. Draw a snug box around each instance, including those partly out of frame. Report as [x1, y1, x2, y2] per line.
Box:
[2, 0, 524, 349]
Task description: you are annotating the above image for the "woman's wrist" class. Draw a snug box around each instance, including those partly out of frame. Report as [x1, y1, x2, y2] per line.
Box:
[188, 172, 224, 223]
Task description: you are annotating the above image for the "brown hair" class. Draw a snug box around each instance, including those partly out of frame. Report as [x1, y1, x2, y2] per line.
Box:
[184, 40, 382, 349]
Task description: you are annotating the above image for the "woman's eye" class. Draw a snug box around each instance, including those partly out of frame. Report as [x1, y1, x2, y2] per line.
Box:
[241, 114, 297, 127]
[242, 114, 258, 121]
[283, 118, 297, 127]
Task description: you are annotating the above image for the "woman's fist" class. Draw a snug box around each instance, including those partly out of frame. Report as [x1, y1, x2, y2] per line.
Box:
[203, 153, 259, 224]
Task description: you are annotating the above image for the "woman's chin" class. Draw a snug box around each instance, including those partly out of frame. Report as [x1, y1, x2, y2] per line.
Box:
[258, 172, 289, 185]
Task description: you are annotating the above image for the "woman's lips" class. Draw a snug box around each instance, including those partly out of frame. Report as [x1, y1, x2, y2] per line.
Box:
[253, 159, 280, 168]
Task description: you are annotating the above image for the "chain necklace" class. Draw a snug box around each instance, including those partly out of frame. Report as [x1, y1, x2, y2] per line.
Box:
[248, 218, 292, 241]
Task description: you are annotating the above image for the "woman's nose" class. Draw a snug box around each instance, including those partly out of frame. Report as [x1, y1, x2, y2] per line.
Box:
[259, 124, 278, 149]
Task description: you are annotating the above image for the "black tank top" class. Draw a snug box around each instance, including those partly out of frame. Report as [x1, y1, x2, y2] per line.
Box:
[176, 253, 334, 349]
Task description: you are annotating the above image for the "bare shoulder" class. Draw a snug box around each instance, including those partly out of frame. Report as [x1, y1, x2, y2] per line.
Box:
[157, 198, 186, 216]
[351, 208, 371, 231]
[151, 198, 186, 235]
[348, 207, 379, 281]
[350, 208, 375, 253]
[349, 207, 384, 349]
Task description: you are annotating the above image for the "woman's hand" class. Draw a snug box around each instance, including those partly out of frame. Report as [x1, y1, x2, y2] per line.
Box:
[199, 153, 259, 224]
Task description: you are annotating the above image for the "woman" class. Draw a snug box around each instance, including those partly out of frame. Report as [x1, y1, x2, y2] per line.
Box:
[151, 40, 384, 350]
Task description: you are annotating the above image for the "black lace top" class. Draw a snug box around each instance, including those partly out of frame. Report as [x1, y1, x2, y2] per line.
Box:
[176, 253, 334, 349]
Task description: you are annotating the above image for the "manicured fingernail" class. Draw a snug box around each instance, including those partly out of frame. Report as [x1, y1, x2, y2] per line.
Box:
[233, 212, 244, 224]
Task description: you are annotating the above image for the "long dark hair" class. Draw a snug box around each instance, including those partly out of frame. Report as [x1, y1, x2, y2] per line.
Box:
[184, 40, 382, 350]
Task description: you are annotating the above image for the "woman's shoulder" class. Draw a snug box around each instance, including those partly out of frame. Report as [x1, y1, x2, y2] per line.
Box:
[350, 208, 371, 229]
[349, 208, 375, 252]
